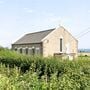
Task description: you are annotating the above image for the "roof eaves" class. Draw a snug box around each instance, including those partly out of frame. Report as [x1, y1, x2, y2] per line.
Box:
[61, 26, 78, 42]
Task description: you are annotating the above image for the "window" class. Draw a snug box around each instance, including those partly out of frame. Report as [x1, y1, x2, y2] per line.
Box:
[29, 48, 32, 55]
[26, 48, 28, 54]
[60, 38, 63, 52]
[31, 46, 35, 55]
[35, 47, 40, 54]
[15, 48, 17, 51]
[32, 48, 35, 55]
[20, 48, 22, 53]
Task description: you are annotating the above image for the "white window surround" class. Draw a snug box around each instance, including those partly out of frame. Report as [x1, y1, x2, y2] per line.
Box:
[60, 38, 63, 52]
[29, 48, 32, 50]
[17, 47, 22, 53]
[22, 48, 25, 50]
[36, 47, 40, 50]
[35, 47, 40, 55]
[17, 47, 22, 49]
[15, 47, 17, 49]
[14, 47, 17, 50]
[32, 46, 35, 49]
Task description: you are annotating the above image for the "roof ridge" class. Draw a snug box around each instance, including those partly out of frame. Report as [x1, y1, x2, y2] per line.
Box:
[13, 28, 55, 44]
[26, 28, 55, 35]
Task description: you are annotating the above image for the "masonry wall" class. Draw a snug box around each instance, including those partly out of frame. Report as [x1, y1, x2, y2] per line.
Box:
[78, 52, 90, 56]
[12, 43, 43, 55]
[42, 27, 78, 57]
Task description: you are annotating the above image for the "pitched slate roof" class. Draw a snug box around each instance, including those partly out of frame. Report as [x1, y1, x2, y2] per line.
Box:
[13, 28, 55, 44]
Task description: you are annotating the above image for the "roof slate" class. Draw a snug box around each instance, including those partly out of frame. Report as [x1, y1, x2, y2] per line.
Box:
[13, 28, 55, 44]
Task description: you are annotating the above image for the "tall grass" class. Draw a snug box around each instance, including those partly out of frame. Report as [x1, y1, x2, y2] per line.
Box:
[0, 48, 90, 89]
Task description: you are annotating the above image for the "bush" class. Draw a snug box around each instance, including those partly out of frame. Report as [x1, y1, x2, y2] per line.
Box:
[0, 49, 90, 89]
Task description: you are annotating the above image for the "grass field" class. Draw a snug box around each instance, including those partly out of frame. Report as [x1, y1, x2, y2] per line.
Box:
[0, 48, 90, 90]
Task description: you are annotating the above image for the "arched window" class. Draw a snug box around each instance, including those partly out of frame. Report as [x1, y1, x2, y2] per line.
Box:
[32, 49, 35, 55]
[32, 46, 35, 55]
[14, 47, 17, 51]
[35, 47, 40, 55]
[28, 48, 32, 55]
[20, 48, 22, 53]
[60, 38, 63, 52]
[26, 48, 28, 54]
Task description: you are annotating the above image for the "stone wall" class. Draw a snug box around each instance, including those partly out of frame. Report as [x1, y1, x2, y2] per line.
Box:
[12, 43, 43, 55]
[42, 27, 78, 58]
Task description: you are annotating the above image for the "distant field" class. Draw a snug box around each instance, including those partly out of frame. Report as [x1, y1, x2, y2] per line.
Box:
[0, 48, 90, 90]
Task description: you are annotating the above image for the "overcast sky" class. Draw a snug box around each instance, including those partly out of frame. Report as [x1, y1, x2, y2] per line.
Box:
[0, 0, 90, 49]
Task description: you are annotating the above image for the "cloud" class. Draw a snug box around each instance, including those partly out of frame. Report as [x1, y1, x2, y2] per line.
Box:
[24, 8, 34, 13]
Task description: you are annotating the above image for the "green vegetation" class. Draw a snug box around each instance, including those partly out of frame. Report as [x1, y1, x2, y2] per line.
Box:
[0, 48, 90, 90]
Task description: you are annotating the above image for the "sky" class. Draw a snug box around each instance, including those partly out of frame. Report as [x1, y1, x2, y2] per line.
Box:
[0, 0, 90, 49]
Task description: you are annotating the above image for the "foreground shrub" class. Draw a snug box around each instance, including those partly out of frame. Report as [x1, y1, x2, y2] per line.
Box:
[0, 49, 90, 89]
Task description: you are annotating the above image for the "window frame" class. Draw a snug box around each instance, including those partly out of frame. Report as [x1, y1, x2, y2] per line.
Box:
[60, 38, 63, 52]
